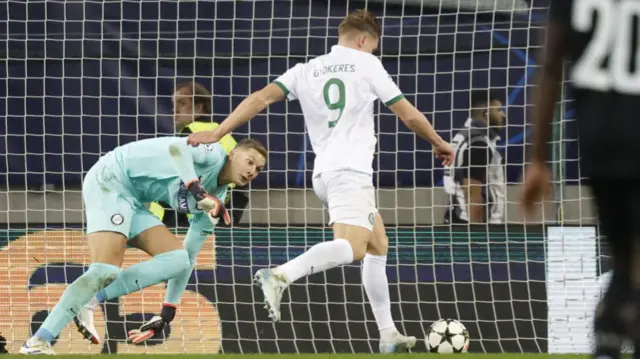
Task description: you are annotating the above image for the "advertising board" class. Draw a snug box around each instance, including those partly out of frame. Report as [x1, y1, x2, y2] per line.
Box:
[1, 226, 547, 354]
[546, 226, 632, 354]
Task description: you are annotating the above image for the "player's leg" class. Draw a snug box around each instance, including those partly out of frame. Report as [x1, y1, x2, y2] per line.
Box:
[22, 232, 126, 355]
[363, 214, 416, 352]
[277, 170, 372, 278]
[125, 222, 209, 344]
[114, 221, 192, 344]
[96, 224, 190, 302]
[613, 181, 640, 359]
[21, 163, 130, 355]
[75, 210, 190, 344]
[589, 178, 635, 359]
[254, 170, 373, 321]
[126, 216, 210, 344]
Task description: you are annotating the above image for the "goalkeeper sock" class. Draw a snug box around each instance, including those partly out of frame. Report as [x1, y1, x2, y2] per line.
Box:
[96, 249, 190, 301]
[164, 230, 203, 305]
[362, 254, 396, 339]
[34, 263, 120, 342]
[277, 238, 353, 283]
[164, 264, 195, 305]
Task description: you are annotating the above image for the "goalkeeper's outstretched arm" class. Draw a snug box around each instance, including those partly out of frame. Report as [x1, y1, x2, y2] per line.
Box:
[168, 138, 206, 184]
[128, 212, 215, 344]
[165, 213, 214, 304]
[187, 84, 286, 146]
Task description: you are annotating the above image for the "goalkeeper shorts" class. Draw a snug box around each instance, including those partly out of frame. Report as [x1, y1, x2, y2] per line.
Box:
[83, 154, 162, 239]
[313, 170, 377, 231]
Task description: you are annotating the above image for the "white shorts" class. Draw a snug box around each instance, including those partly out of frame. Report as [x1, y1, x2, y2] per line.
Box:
[313, 170, 377, 231]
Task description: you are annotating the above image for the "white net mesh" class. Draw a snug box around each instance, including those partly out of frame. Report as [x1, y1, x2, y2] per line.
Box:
[0, 0, 602, 355]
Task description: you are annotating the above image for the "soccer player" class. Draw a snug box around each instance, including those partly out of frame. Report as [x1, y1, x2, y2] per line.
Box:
[443, 90, 506, 224]
[21, 137, 266, 354]
[521, 1, 640, 358]
[188, 9, 454, 353]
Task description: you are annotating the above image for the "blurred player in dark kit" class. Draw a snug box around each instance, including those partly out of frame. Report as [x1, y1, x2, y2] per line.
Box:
[522, 1, 640, 358]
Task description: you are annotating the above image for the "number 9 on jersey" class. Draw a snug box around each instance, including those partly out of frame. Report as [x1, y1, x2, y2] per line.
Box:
[323, 78, 345, 128]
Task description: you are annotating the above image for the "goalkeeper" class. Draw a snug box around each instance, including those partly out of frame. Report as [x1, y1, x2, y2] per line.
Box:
[149, 81, 244, 227]
[21, 137, 266, 355]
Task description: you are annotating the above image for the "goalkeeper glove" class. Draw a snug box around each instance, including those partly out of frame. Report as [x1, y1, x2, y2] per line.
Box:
[128, 303, 177, 344]
[186, 179, 231, 225]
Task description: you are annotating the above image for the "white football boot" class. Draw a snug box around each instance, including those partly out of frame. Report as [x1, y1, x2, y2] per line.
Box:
[379, 330, 417, 353]
[73, 296, 101, 344]
[19, 337, 55, 355]
[253, 268, 288, 322]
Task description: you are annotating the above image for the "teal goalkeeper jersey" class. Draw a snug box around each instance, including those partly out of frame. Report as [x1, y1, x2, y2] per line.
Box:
[110, 136, 229, 216]
[90, 136, 228, 260]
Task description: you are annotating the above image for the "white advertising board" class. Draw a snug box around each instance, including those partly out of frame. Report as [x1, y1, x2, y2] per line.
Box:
[546, 226, 632, 354]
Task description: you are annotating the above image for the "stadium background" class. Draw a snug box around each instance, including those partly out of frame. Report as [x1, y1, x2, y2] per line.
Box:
[2, 0, 574, 190]
[1, 0, 602, 355]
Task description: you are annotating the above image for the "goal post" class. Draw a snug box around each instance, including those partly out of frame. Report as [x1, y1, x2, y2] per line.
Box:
[1, 0, 604, 355]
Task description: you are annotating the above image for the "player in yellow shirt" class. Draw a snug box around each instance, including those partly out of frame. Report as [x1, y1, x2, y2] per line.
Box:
[173, 81, 237, 151]
[149, 81, 248, 226]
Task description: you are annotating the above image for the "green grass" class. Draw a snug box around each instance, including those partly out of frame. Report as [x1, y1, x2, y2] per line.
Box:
[0, 356, 597, 359]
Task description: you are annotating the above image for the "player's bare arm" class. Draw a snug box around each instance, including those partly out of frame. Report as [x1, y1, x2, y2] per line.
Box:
[387, 98, 454, 166]
[521, 18, 567, 216]
[187, 83, 286, 146]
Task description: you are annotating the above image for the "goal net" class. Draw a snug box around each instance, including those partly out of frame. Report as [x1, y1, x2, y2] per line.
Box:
[1, 0, 603, 355]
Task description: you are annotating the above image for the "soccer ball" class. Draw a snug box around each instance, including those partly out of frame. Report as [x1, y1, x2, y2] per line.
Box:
[425, 319, 470, 353]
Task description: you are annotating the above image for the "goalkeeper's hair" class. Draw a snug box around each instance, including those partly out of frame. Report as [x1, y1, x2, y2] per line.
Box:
[338, 9, 381, 39]
[236, 138, 268, 162]
[175, 81, 212, 115]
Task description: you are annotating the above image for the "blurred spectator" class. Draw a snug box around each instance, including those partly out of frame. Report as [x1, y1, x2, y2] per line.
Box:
[442, 90, 506, 224]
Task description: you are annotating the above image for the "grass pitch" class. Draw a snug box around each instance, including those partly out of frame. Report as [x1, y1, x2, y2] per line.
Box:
[0, 355, 599, 358]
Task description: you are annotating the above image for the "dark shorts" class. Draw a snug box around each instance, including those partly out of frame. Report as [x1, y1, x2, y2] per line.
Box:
[589, 178, 640, 265]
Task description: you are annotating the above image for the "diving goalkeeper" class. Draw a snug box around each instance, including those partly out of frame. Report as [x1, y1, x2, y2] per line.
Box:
[21, 137, 266, 355]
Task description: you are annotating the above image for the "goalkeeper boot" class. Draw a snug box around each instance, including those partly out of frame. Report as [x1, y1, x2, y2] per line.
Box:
[253, 268, 288, 322]
[73, 296, 100, 344]
[19, 337, 55, 355]
[379, 331, 417, 353]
